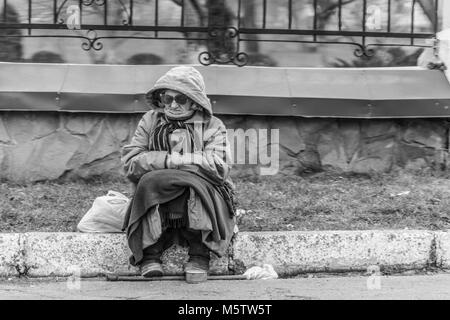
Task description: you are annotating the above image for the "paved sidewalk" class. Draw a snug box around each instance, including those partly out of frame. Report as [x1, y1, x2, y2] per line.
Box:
[1, 273, 450, 300]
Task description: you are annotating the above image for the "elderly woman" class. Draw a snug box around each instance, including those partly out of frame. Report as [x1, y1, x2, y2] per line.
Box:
[121, 66, 235, 283]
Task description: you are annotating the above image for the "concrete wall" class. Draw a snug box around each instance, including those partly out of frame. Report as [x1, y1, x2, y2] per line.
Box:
[0, 111, 448, 182]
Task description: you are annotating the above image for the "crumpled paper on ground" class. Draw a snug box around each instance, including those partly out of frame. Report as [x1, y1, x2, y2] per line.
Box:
[243, 264, 278, 280]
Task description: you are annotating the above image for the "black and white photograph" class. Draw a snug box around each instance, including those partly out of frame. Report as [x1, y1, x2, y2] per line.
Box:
[0, 0, 450, 305]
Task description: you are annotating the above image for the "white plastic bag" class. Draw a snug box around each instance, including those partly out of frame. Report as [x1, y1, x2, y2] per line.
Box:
[243, 264, 278, 280]
[77, 191, 130, 233]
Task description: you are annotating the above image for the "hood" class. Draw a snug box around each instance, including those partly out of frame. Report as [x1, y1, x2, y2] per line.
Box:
[145, 66, 213, 118]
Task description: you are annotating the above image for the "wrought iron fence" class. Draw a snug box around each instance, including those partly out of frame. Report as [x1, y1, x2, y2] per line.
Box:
[0, 0, 441, 66]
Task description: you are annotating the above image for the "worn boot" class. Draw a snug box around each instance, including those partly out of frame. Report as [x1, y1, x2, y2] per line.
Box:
[181, 228, 210, 283]
[140, 260, 163, 278]
[140, 229, 175, 277]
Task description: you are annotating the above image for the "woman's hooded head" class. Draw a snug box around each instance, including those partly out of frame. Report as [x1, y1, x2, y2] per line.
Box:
[145, 66, 213, 118]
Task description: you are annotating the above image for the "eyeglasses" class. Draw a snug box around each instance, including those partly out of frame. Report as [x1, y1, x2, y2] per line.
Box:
[161, 93, 189, 105]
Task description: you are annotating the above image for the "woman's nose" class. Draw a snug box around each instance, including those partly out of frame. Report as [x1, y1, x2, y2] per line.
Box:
[171, 101, 181, 108]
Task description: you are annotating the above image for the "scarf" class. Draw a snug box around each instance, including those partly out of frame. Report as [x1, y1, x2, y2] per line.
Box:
[150, 115, 195, 153]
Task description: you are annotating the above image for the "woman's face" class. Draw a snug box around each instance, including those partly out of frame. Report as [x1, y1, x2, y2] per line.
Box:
[161, 89, 196, 119]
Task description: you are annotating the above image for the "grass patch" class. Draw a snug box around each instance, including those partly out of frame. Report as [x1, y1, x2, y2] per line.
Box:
[1, 171, 450, 232]
[236, 171, 450, 232]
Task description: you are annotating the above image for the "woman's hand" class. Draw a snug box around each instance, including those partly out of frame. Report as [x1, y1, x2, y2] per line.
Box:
[166, 151, 183, 168]
[166, 152, 196, 168]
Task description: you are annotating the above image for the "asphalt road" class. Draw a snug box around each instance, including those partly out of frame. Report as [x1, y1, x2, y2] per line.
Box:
[1, 273, 450, 300]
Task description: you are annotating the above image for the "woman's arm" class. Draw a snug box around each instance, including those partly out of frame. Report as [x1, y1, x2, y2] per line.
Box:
[166, 118, 231, 183]
[121, 112, 168, 183]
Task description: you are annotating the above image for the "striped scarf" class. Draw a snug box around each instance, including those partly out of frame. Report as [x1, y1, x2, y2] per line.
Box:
[150, 116, 195, 154]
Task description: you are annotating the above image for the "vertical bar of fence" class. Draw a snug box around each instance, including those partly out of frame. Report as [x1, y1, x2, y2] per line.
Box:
[28, 0, 31, 35]
[236, 0, 241, 54]
[2, 0, 6, 22]
[313, 0, 317, 41]
[362, 0, 367, 47]
[338, 0, 342, 31]
[411, 0, 416, 45]
[434, 0, 439, 58]
[387, 0, 391, 32]
[288, 0, 292, 29]
[180, 0, 184, 27]
[434, 0, 439, 34]
[129, 0, 133, 25]
[53, 0, 57, 24]
[362, 0, 367, 32]
[237, 0, 241, 29]
[104, 0, 108, 25]
[262, 0, 266, 29]
[79, 0, 82, 25]
[155, 0, 158, 37]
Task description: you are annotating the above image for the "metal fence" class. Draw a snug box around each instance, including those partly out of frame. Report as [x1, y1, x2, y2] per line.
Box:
[0, 0, 441, 66]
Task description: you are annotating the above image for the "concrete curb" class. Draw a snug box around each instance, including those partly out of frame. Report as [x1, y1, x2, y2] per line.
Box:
[233, 231, 436, 275]
[436, 231, 450, 269]
[0, 230, 449, 278]
[0, 234, 23, 276]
